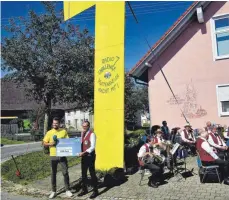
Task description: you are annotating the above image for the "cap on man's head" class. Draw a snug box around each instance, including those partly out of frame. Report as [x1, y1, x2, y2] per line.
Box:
[184, 124, 192, 128]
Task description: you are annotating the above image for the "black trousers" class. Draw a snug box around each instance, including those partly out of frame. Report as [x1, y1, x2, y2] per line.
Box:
[50, 157, 70, 192]
[182, 142, 196, 155]
[144, 163, 163, 183]
[81, 153, 98, 191]
[217, 149, 229, 161]
[202, 159, 229, 180]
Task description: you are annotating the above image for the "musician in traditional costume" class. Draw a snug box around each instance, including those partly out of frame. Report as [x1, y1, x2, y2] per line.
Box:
[205, 121, 212, 133]
[180, 124, 196, 156]
[153, 129, 173, 169]
[138, 137, 164, 188]
[78, 121, 98, 199]
[196, 129, 229, 185]
[208, 125, 228, 160]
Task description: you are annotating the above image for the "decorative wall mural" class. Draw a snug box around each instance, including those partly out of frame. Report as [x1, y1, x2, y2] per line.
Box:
[182, 80, 207, 118]
[166, 80, 207, 118]
[167, 95, 185, 105]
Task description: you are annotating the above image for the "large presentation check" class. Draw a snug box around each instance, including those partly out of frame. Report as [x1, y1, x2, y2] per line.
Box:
[56, 138, 81, 157]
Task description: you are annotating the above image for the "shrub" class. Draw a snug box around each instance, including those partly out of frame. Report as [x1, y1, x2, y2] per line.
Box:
[142, 122, 150, 127]
[68, 126, 75, 131]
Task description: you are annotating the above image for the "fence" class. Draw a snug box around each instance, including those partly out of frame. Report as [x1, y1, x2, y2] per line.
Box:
[1, 124, 18, 137]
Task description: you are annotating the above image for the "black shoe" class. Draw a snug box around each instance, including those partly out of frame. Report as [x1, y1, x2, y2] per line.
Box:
[89, 190, 99, 199]
[148, 181, 158, 188]
[78, 190, 88, 197]
[224, 179, 229, 185]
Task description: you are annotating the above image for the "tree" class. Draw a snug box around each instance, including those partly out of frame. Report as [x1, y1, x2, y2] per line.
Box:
[1, 2, 94, 134]
[27, 105, 45, 131]
[125, 75, 148, 125]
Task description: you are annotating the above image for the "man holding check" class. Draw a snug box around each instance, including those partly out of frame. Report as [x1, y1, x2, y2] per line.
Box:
[77, 121, 98, 199]
[43, 117, 73, 199]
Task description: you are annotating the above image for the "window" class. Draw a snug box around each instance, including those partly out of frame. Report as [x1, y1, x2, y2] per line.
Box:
[222, 101, 229, 112]
[67, 111, 70, 116]
[68, 120, 71, 126]
[211, 14, 229, 60]
[216, 84, 229, 116]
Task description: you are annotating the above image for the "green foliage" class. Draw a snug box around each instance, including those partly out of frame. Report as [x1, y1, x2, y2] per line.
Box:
[1, 151, 81, 185]
[127, 129, 146, 136]
[1, 137, 25, 145]
[124, 129, 146, 148]
[68, 126, 75, 131]
[142, 122, 150, 127]
[125, 75, 148, 124]
[27, 106, 45, 130]
[1, 2, 94, 133]
[23, 119, 31, 129]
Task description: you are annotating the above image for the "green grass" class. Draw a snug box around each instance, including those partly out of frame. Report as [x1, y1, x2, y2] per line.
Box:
[1, 151, 81, 185]
[1, 137, 26, 145]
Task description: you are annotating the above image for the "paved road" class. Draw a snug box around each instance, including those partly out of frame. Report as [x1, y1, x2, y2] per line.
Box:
[1, 142, 42, 163]
[2, 156, 229, 200]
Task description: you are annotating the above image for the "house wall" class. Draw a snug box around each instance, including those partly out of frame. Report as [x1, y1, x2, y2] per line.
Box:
[64, 110, 94, 131]
[148, 2, 229, 129]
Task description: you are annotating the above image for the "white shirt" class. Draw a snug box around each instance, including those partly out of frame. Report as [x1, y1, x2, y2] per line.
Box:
[138, 143, 150, 158]
[154, 136, 164, 143]
[208, 132, 226, 149]
[180, 129, 196, 143]
[199, 136, 219, 160]
[81, 130, 96, 153]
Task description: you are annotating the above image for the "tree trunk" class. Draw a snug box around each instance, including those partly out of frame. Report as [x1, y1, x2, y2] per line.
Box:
[43, 95, 52, 135]
[43, 112, 49, 135]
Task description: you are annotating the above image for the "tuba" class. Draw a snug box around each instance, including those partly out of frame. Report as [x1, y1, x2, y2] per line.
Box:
[142, 153, 165, 165]
[142, 146, 165, 165]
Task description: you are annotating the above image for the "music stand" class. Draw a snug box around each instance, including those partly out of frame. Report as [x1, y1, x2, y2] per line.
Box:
[170, 144, 197, 181]
[169, 144, 188, 181]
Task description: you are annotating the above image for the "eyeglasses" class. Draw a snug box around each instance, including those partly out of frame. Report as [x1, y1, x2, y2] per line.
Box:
[82, 125, 88, 128]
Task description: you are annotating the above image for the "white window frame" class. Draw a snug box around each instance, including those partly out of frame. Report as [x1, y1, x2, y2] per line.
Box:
[216, 84, 229, 117]
[211, 13, 229, 61]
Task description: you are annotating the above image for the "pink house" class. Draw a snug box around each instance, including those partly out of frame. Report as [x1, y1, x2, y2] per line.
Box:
[130, 1, 229, 129]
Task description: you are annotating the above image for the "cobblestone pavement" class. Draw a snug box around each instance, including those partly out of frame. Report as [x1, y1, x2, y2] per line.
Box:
[2, 157, 229, 200]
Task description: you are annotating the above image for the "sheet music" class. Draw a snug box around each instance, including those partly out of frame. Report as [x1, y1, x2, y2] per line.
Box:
[170, 143, 180, 155]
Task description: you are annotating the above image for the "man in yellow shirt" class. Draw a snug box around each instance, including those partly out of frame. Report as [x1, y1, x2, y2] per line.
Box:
[43, 117, 73, 199]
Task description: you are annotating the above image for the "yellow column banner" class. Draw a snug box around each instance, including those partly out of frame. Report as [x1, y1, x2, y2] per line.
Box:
[64, 2, 125, 170]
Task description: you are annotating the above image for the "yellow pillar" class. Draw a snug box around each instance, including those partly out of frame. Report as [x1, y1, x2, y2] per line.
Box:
[64, 1, 125, 170]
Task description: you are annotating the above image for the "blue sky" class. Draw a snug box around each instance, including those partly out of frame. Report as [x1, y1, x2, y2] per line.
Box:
[1, 1, 193, 77]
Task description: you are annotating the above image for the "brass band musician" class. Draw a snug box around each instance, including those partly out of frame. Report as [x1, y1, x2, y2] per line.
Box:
[180, 124, 196, 156]
[153, 129, 173, 169]
[137, 137, 164, 188]
[208, 125, 229, 160]
[196, 129, 229, 185]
